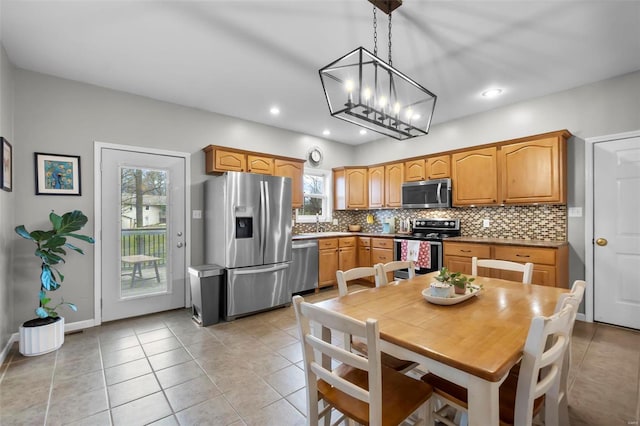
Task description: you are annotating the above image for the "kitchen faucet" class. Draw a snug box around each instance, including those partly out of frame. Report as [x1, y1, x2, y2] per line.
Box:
[315, 213, 324, 232]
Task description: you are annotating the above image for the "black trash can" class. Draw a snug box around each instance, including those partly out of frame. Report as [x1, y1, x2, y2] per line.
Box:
[188, 265, 224, 326]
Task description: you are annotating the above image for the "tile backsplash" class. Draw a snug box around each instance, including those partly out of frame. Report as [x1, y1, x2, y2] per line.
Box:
[294, 205, 567, 241]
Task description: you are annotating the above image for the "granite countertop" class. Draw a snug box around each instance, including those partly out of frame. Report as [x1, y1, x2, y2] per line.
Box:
[443, 236, 568, 248]
[292, 232, 401, 240]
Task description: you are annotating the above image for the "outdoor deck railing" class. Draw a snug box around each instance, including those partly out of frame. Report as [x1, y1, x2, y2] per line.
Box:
[121, 227, 167, 269]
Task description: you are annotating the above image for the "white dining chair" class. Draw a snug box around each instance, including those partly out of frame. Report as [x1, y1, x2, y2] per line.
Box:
[336, 267, 417, 373]
[422, 299, 577, 426]
[292, 295, 433, 426]
[375, 260, 416, 286]
[555, 280, 586, 426]
[472, 257, 534, 284]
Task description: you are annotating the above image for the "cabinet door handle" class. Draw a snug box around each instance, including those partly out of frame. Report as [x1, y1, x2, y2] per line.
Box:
[516, 254, 530, 258]
[461, 249, 471, 253]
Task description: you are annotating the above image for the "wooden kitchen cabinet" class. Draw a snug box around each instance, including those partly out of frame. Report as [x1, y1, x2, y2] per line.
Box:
[357, 237, 374, 283]
[384, 162, 404, 207]
[203, 146, 305, 207]
[338, 237, 357, 272]
[443, 242, 491, 275]
[318, 238, 339, 288]
[206, 147, 246, 172]
[247, 154, 274, 175]
[404, 159, 426, 182]
[371, 237, 394, 282]
[426, 154, 450, 179]
[368, 165, 385, 208]
[333, 167, 368, 210]
[451, 147, 499, 206]
[274, 159, 304, 208]
[443, 241, 568, 287]
[499, 132, 568, 204]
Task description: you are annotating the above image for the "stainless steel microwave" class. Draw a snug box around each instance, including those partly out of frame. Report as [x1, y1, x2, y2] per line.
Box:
[401, 178, 452, 209]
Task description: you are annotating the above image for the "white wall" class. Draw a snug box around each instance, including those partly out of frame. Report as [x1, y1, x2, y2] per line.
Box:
[12, 69, 353, 329]
[0, 44, 15, 351]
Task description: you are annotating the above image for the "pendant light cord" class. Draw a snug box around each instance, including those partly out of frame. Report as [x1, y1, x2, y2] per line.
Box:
[388, 6, 393, 66]
[373, 5, 378, 57]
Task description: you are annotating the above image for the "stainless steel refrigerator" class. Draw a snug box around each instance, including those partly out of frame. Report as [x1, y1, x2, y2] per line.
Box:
[205, 172, 292, 320]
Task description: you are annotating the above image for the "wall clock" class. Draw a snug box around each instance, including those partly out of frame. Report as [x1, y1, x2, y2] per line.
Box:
[308, 147, 323, 167]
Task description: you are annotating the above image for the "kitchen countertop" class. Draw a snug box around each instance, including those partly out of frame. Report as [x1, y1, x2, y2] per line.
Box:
[293, 233, 568, 248]
[292, 232, 403, 240]
[444, 236, 568, 248]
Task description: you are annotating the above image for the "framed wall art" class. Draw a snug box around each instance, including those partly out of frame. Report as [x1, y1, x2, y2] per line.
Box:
[1, 138, 11, 192]
[35, 152, 82, 196]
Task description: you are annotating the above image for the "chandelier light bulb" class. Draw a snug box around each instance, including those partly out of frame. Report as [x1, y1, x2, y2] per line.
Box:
[345, 80, 354, 93]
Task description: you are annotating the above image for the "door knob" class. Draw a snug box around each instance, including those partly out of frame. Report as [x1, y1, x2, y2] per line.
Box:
[595, 238, 608, 246]
[177, 232, 183, 237]
[177, 242, 184, 248]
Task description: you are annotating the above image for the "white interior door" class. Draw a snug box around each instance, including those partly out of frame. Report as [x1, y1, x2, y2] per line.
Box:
[100, 147, 187, 322]
[593, 135, 640, 329]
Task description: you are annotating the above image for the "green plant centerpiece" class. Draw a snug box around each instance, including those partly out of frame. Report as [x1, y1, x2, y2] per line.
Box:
[15, 210, 95, 327]
[432, 267, 479, 296]
[449, 271, 476, 295]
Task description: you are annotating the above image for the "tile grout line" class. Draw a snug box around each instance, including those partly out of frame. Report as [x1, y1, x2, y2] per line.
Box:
[42, 349, 58, 426]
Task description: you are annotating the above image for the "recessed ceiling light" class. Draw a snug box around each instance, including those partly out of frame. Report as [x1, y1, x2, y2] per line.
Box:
[322, 129, 331, 136]
[270, 106, 280, 115]
[359, 129, 367, 135]
[481, 88, 503, 98]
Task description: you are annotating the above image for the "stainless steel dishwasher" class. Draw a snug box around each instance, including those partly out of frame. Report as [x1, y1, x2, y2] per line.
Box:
[289, 240, 319, 295]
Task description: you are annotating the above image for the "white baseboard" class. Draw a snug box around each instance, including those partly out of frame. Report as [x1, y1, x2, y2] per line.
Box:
[1, 318, 98, 366]
[576, 313, 587, 322]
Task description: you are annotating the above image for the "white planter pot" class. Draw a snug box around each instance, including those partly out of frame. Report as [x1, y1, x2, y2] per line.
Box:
[19, 317, 65, 356]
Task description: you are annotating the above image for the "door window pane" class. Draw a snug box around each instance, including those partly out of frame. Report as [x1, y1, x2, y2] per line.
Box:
[120, 168, 168, 298]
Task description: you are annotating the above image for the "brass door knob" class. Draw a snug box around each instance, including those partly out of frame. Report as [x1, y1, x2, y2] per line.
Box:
[595, 238, 608, 246]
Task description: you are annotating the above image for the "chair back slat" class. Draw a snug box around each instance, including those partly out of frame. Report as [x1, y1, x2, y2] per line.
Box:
[336, 267, 377, 296]
[310, 361, 370, 403]
[472, 257, 534, 284]
[375, 261, 416, 285]
[306, 334, 369, 371]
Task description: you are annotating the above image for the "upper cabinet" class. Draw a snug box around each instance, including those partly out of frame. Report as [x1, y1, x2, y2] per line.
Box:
[368, 165, 385, 209]
[274, 159, 304, 208]
[404, 159, 426, 182]
[384, 162, 404, 207]
[452, 147, 499, 206]
[247, 155, 274, 175]
[450, 130, 568, 206]
[203, 145, 305, 208]
[333, 167, 368, 210]
[499, 132, 568, 204]
[207, 147, 246, 172]
[426, 154, 450, 179]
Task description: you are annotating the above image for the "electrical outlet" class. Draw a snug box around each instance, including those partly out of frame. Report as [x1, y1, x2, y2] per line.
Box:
[192, 210, 202, 219]
[332, 219, 339, 225]
[568, 207, 583, 217]
[482, 219, 490, 228]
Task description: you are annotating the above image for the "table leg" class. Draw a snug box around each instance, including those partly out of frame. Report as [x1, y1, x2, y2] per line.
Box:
[153, 261, 160, 282]
[466, 375, 500, 426]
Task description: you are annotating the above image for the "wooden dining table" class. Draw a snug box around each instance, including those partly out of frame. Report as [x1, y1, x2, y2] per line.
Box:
[313, 272, 568, 426]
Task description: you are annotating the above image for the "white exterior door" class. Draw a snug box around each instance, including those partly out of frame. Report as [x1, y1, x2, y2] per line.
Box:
[99, 146, 187, 322]
[593, 135, 640, 329]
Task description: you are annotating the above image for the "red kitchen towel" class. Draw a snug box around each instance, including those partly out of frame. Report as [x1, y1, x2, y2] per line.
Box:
[416, 241, 431, 269]
[400, 240, 431, 269]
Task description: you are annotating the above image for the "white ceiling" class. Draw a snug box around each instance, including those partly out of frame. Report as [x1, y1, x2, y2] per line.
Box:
[2, 1, 639, 145]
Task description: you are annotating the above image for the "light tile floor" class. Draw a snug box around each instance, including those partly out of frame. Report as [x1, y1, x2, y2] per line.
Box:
[1, 286, 639, 426]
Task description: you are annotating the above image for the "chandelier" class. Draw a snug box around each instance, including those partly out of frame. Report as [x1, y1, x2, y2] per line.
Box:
[319, 0, 437, 140]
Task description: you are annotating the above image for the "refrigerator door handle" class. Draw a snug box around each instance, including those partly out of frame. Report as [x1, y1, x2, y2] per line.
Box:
[259, 180, 266, 258]
[263, 179, 271, 251]
[231, 263, 290, 275]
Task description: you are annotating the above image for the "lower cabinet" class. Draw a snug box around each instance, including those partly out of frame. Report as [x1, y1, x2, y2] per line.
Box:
[318, 238, 339, 288]
[371, 237, 394, 283]
[338, 237, 357, 272]
[358, 237, 374, 284]
[443, 241, 568, 287]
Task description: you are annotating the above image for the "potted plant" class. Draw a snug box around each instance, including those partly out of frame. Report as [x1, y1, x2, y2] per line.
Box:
[450, 271, 475, 295]
[430, 267, 453, 297]
[15, 210, 94, 356]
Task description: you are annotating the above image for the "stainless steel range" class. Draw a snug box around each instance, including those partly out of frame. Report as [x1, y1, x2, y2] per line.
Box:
[393, 218, 461, 279]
